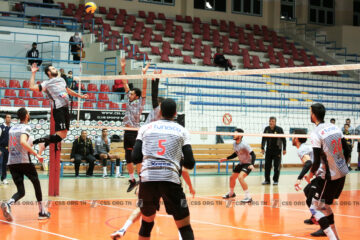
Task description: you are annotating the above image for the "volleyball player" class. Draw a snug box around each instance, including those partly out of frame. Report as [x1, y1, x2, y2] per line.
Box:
[306, 103, 350, 240]
[1, 108, 50, 221]
[292, 129, 325, 237]
[130, 98, 195, 240]
[110, 166, 195, 239]
[220, 128, 256, 203]
[29, 63, 88, 154]
[120, 59, 150, 192]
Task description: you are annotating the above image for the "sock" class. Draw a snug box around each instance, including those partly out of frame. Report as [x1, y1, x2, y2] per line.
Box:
[7, 198, 15, 205]
[116, 166, 120, 175]
[38, 201, 46, 214]
[130, 173, 135, 180]
[103, 167, 107, 175]
[244, 190, 250, 198]
[324, 226, 337, 240]
[179, 225, 194, 240]
[122, 220, 133, 231]
[229, 188, 234, 195]
[178, 230, 183, 240]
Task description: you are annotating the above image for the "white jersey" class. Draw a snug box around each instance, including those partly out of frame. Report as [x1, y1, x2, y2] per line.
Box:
[310, 123, 349, 180]
[8, 124, 32, 165]
[40, 77, 69, 109]
[137, 119, 190, 184]
[144, 106, 161, 124]
[297, 143, 325, 178]
[233, 140, 253, 164]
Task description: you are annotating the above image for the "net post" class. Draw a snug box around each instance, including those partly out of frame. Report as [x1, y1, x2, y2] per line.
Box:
[48, 106, 60, 196]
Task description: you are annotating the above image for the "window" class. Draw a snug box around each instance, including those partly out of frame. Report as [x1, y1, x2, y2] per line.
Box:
[194, 0, 226, 12]
[232, 0, 262, 16]
[139, 0, 175, 6]
[281, 0, 295, 21]
[354, 0, 360, 26]
[309, 0, 334, 25]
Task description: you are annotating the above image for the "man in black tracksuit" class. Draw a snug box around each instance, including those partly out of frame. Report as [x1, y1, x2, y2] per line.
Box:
[26, 42, 42, 66]
[70, 130, 95, 177]
[261, 117, 286, 185]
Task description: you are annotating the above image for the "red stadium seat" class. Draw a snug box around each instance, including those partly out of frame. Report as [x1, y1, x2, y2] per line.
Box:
[155, 23, 164, 31]
[97, 102, 107, 110]
[98, 93, 109, 102]
[4, 89, 16, 98]
[176, 15, 184, 22]
[99, 6, 107, 14]
[86, 93, 96, 101]
[0, 79, 7, 87]
[109, 102, 119, 110]
[172, 48, 182, 57]
[158, 13, 166, 20]
[109, 7, 117, 14]
[148, 12, 156, 19]
[28, 99, 40, 107]
[151, 46, 161, 55]
[203, 57, 212, 66]
[211, 19, 218, 26]
[160, 54, 171, 62]
[138, 10, 146, 18]
[83, 102, 93, 109]
[1, 98, 11, 106]
[183, 56, 194, 64]
[18, 90, 30, 99]
[87, 84, 98, 92]
[9, 79, 20, 88]
[14, 99, 25, 107]
[70, 101, 78, 108]
[100, 84, 110, 92]
[119, 9, 127, 16]
[32, 91, 44, 98]
[42, 99, 50, 107]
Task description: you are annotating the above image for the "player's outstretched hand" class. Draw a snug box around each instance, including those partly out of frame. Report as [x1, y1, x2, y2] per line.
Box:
[31, 63, 39, 73]
[219, 158, 226, 163]
[294, 179, 302, 191]
[36, 154, 44, 163]
[142, 62, 151, 74]
[81, 94, 89, 99]
[248, 165, 255, 170]
[190, 187, 196, 198]
[120, 58, 126, 68]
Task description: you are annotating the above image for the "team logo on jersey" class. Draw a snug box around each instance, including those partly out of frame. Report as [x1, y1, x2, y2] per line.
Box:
[59, 92, 68, 98]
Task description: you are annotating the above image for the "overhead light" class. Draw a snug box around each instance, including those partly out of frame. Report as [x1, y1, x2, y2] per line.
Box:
[205, 1, 213, 9]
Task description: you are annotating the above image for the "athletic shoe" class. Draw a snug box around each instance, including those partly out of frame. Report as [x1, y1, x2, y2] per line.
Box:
[348, 166, 353, 171]
[273, 181, 278, 185]
[38, 211, 51, 220]
[127, 179, 138, 192]
[75, 175, 80, 178]
[2, 179, 9, 185]
[304, 218, 314, 225]
[355, 168, 360, 171]
[262, 181, 270, 185]
[240, 197, 252, 203]
[115, 173, 124, 178]
[102, 174, 109, 179]
[310, 229, 326, 237]
[111, 228, 126, 239]
[222, 192, 236, 199]
[1, 202, 13, 222]
[86, 174, 93, 177]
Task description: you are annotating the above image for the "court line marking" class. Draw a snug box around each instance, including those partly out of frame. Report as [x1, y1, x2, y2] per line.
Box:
[0, 219, 79, 240]
[197, 196, 360, 219]
[57, 196, 313, 240]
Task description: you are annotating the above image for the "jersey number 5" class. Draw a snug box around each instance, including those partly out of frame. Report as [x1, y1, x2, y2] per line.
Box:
[157, 139, 166, 155]
[331, 138, 342, 154]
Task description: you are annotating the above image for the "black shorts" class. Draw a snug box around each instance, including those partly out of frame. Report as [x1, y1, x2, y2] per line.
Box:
[124, 130, 138, 150]
[308, 176, 346, 205]
[358, 142, 360, 152]
[233, 163, 252, 175]
[138, 181, 190, 221]
[53, 106, 70, 131]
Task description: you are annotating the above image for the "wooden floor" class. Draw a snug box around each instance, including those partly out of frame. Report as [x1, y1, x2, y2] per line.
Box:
[1, 170, 360, 240]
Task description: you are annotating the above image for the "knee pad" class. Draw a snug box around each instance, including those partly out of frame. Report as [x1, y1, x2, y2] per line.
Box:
[318, 217, 330, 230]
[179, 225, 194, 240]
[139, 220, 154, 237]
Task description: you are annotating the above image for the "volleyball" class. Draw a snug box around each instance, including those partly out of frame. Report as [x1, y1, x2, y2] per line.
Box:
[85, 2, 97, 14]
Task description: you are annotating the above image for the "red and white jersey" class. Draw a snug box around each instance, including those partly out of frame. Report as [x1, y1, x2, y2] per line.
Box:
[310, 123, 349, 180]
[137, 119, 190, 184]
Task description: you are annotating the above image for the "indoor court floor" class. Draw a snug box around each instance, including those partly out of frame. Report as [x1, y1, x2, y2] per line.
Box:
[1, 170, 359, 240]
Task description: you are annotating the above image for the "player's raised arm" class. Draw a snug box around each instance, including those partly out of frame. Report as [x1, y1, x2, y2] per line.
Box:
[66, 87, 88, 99]
[29, 63, 40, 92]
[141, 62, 151, 99]
[120, 58, 130, 93]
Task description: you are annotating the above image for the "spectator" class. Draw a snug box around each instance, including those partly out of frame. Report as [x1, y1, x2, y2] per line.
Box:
[26, 42, 42, 66]
[330, 118, 335, 124]
[261, 117, 286, 185]
[213, 47, 233, 71]
[355, 124, 360, 171]
[69, 32, 83, 63]
[66, 71, 73, 88]
[341, 118, 354, 134]
[343, 124, 353, 171]
[60, 68, 67, 81]
[70, 130, 95, 177]
[94, 128, 121, 178]
[112, 71, 133, 100]
[0, 114, 12, 185]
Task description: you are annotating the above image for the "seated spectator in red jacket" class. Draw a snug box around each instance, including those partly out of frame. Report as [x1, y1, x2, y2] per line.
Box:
[112, 71, 133, 100]
[213, 47, 234, 71]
